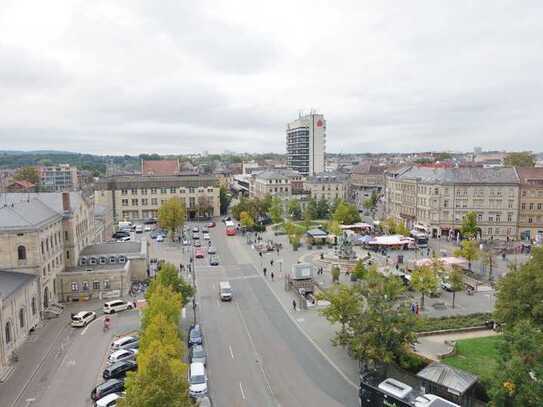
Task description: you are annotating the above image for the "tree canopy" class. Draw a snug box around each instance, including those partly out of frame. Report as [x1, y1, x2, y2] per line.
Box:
[14, 166, 40, 185]
[332, 200, 361, 225]
[504, 151, 536, 168]
[411, 265, 439, 309]
[461, 211, 479, 239]
[287, 198, 302, 220]
[158, 197, 186, 239]
[269, 196, 284, 224]
[454, 240, 480, 270]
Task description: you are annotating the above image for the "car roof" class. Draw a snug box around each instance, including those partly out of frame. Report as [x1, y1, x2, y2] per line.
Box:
[105, 300, 125, 305]
[111, 349, 131, 357]
[97, 379, 122, 390]
[113, 335, 136, 344]
[74, 311, 92, 318]
[108, 359, 135, 370]
[97, 393, 121, 404]
[190, 362, 205, 375]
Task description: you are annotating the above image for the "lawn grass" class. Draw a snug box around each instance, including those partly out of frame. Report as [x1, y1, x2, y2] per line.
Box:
[442, 336, 503, 382]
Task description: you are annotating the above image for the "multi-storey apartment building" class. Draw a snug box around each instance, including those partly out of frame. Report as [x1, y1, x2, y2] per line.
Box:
[516, 167, 543, 242]
[38, 164, 79, 192]
[249, 169, 303, 199]
[304, 172, 349, 202]
[0, 199, 65, 311]
[94, 174, 220, 223]
[286, 113, 326, 176]
[385, 167, 520, 240]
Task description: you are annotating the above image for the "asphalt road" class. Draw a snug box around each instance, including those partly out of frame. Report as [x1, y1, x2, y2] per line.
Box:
[195, 223, 358, 407]
[12, 306, 140, 407]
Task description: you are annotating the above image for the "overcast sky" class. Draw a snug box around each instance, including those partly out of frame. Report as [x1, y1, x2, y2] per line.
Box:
[0, 1, 542, 155]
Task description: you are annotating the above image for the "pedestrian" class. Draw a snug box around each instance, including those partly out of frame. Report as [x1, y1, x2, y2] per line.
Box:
[263, 267, 267, 277]
[292, 299, 297, 311]
[270, 259, 274, 267]
[271, 271, 274, 281]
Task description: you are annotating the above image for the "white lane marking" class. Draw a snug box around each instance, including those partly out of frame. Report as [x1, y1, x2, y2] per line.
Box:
[182, 307, 186, 319]
[257, 264, 359, 390]
[229, 345, 234, 359]
[239, 382, 246, 400]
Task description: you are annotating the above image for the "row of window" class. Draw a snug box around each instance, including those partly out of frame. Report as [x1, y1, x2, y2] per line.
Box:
[71, 280, 110, 292]
[521, 202, 543, 210]
[120, 187, 214, 195]
[121, 197, 213, 207]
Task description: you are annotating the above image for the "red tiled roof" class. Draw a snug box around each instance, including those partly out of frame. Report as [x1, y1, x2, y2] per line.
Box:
[142, 160, 179, 176]
[516, 167, 543, 185]
[10, 180, 35, 188]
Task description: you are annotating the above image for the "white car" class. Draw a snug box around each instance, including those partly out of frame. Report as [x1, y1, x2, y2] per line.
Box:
[103, 299, 134, 314]
[135, 225, 143, 233]
[183, 239, 191, 246]
[117, 236, 130, 242]
[111, 335, 138, 351]
[108, 349, 138, 365]
[203, 233, 210, 240]
[189, 362, 208, 398]
[144, 225, 152, 232]
[96, 393, 121, 407]
[156, 234, 164, 242]
[71, 311, 96, 327]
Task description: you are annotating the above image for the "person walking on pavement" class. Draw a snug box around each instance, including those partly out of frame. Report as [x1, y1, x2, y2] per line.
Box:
[292, 299, 297, 311]
[270, 259, 274, 267]
[271, 271, 274, 281]
[263, 267, 267, 277]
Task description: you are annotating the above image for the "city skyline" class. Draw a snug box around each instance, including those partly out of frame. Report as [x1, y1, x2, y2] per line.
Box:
[1, 1, 542, 155]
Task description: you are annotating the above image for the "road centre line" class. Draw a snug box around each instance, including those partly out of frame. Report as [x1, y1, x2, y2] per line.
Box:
[239, 382, 246, 400]
[229, 345, 234, 359]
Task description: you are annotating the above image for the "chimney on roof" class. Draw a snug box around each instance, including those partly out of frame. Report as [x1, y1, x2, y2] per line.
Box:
[62, 192, 71, 212]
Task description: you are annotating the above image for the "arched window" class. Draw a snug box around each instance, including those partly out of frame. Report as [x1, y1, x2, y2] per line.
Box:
[17, 245, 27, 260]
[5, 322, 12, 344]
[19, 308, 25, 328]
[31, 297, 36, 315]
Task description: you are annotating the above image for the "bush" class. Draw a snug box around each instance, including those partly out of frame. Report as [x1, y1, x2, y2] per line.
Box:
[253, 224, 266, 232]
[397, 351, 428, 373]
[415, 313, 492, 333]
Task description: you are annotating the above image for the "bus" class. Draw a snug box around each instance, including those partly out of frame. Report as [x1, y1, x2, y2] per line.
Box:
[225, 220, 236, 236]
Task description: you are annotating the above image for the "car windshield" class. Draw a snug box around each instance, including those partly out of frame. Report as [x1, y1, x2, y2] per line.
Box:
[193, 347, 205, 357]
[190, 330, 201, 339]
[223, 288, 232, 294]
[191, 374, 206, 384]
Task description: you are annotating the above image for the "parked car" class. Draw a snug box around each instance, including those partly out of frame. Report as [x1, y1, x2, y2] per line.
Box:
[207, 221, 216, 228]
[103, 299, 134, 314]
[203, 232, 210, 240]
[156, 235, 164, 242]
[144, 225, 152, 232]
[195, 248, 205, 258]
[111, 335, 138, 351]
[107, 349, 137, 365]
[188, 324, 203, 346]
[188, 362, 208, 398]
[96, 393, 121, 407]
[222, 216, 231, 223]
[70, 311, 96, 327]
[192, 226, 200, 233]
[112, 231, 130, 239]
[440, 278, 453, 292]
[190, 344, 207, 366]
[91, 379, 124, 401]
[192, 233, 200, 240]
[135, 225, 143, 233]
[207, 245, 216, 254]
[209, 256, 219, 266]
[194, 240, 201, 247]
[150, 229, 167, 239]
[103, 360, 137, 380]
[183, 239, 191, 246]
[117, 236, 131, 242]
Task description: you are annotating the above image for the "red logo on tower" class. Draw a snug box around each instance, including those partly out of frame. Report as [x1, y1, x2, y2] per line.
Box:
[316, 119, 323, 127]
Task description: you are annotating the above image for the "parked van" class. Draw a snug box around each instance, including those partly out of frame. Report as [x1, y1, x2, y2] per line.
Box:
[219, 281, 232, 301]
[103, 300, 133, 314]
[188, 362, 208, 398]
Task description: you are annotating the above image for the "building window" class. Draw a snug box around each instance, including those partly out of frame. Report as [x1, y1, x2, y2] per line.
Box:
[121, 189, 128, 195]
[122, 199, 129, 206]
[151, 188, 157, 194]
[103, 280, 110, 289]
[496, 214, 500, 223]
[170, 187, 176, 193]
[538, 203, 542, 210]
[530, 203, 534, 210]
[71, 282, 79, 291]
[207, 188, 213, 193]
[521, 203, 526, 210]
[141, 198, 148, 205]
[151, 198, 158, 205]
[5, 322, 12, 344]
[65, 231, 68, 241]
[141, 188, 148, 194]
[160, 188, 167, 194]
[82, 281, 89, 291]
[477, 213, 483, 222]
[529, 217, 533, 223]
[17, 245, 27, 260]
[93, 281, 100, 290]
[31, 297, 36, 315]
[19, 308, 25, 328]
[507, 213, 513, 222]
[189, 187, 195, 193]
[66, 250, 70, 259]
[131, 188, 137, 194]
[131, 199, 138, 206]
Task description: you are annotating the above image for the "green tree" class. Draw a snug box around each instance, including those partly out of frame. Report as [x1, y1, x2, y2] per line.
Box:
[480, 250, 496, 283]
[239, 211, 255, 230]
[327, 219, 342, 236]
[14, 166, 39, 185]
[317, 284, 359, 345]
[139, 313, 185, 357]
[447, 266, 465, 309]
[454, 239, 480, 270]
[287, 199, 302, 220]
[383, 217, 399, 234]
[143, 285, 182, 331]
[303, 205, 313, 230]
[352, 259, 368, 280]
[121, 341, 191, 407]
[333, 200, 361, 225]
[461, 211, 479, 239]
[305, 197, 318, 220]
[411, 265, 439, 310]
[219, 185, 231, 215]
[494, 247, 543, 328]
[269, 196, 283, 224]
[158, 197, 186, 240]
[396, 221, 411, 237]
[504, 151, 536, 168]
[316, 197, 330, 219]
[152, 263, 194, 306]
[289, 232, 302, 250]
[489, 320, 543, 406]
[261, 194, 273, 214]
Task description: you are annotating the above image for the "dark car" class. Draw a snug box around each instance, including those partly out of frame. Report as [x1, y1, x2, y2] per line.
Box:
[112, 231, 130, 239]
[209, 256, 219, 266]
[188, 324, 203, 347]
[150, 229, 167, 239]
[103, 360, 137, 380]
[91, 379, 124, 401]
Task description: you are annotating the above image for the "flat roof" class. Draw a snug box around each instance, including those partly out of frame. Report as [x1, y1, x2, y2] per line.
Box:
[80, 241, 144, 256]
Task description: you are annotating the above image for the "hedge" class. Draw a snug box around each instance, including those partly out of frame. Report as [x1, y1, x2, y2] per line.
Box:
[415, 313, 493, 333]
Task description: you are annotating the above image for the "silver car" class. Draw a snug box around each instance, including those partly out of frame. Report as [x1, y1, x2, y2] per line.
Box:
[190, 344, 207, 366]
